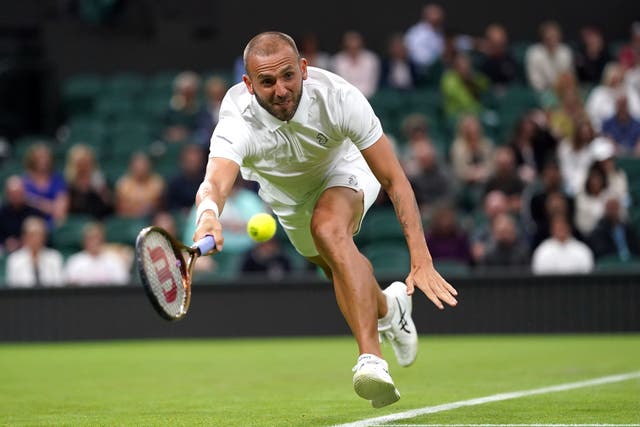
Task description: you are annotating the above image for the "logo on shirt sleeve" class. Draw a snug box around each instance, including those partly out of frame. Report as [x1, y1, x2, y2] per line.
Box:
[316, 133, 328, 146]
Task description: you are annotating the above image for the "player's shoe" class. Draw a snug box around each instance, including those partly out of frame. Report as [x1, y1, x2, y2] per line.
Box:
[378, 281, 418, 367]
[352, 353, 400, 408]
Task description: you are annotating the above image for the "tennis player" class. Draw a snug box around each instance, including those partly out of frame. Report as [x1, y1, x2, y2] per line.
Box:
[193, 31, 458, 408]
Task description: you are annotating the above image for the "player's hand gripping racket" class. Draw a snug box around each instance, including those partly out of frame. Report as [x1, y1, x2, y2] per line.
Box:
[135, 226, 215, 321]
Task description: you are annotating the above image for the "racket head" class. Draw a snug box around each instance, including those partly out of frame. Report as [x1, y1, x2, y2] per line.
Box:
[136, 226, 193, 321]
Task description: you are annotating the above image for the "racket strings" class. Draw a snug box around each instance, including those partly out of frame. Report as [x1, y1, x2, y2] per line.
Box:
[140, 231, 187, 318]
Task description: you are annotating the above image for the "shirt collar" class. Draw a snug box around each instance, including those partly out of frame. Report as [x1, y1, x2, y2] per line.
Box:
[250, 84, 312, 132]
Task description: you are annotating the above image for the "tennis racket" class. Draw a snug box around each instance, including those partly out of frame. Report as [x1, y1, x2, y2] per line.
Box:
[135, 226, 216, 321]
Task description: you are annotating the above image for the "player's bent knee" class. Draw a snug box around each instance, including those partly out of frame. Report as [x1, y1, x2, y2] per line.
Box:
[310, 215, 352, 251]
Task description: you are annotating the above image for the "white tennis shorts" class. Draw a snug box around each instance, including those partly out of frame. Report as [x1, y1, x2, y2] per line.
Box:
[270, 157, 381, 257]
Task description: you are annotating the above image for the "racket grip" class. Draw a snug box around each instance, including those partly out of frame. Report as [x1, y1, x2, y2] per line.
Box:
[194, 234, 216, 256]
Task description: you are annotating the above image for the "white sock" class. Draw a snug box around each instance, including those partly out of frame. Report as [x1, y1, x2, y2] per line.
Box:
[378, 291, 396, 327]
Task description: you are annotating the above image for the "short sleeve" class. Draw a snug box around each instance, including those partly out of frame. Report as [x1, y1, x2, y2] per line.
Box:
[208, 119, 249, 166]
[339, 85, 383, 151]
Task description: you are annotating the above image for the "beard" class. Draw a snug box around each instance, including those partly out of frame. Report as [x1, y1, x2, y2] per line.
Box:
[254, 82, 303, 122]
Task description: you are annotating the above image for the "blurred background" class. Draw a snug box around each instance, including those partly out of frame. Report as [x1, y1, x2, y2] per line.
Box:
[1, 1, 640, 334]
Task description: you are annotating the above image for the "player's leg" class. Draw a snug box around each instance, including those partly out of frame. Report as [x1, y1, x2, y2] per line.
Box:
[309, 187, 400, 407]
[309, 187, 387, 357]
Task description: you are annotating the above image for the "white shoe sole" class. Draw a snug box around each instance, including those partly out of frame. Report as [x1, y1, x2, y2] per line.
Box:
[353, 370, 401, 408]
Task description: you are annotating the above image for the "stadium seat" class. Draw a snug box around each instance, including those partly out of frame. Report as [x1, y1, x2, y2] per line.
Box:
[51, 214, 94, 255]
[362, 242, 410, 277]
[107, 122, 154, 161]
[433, 259, 471, 277]
[61, 73, 104, 117]
[594, 255, 640, 273]
[103, 72, 147, 97]
[357, 207, 405, 246]
[94, 93, 136, 121]
[104, 216, 148, 246]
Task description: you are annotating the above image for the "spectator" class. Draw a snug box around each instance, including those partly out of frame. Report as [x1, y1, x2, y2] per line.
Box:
[406, 136, 456, 212]
[194, 76, 228, 147]
[588, 197, 640, 260]
[618, 21, 640, 70]
[165, 144, 207, 213]
[64, 144, 113, 219]
[601, 95, 640, 155]
[183, 178, 265, 254]
[21, 142, 68, 226]
[470, 190, 511, 263]
[508, 111, 559, 178]
[574, 161, 615, 236]
[531, 190, 581, 250]
[6, 216, 64, 287]
[547, 72, 584, 140]
[400, 113, 435, 176]
[241, 239, 292, 281]
[450, 115, 495, 190]
[440, 52, 490, 119]
[64, 222, 129, 286]
[531, 214, 594, 274]
[585, 62, 640, 131]
[298, 32, 332, 70]
[507, 115, 541, 182]
[477, 23, 518, 86]
[404, 3, 445, 74]
[424, 204, 472, 265]
[574, 25, 611, 84]
[0, 176, 44, 253]
[483, 146, 526, 213]
[332, 30, 380, 98]
[557, 118, 597, 196]
[592, 137, 630, 209]
[378, 33, 419, 91]
[525, 20, 574, 93]
[479, 213, 530, 269]
[528, 159, 575, 242]
[115, 152, 165, 218]
[163, 71, 201, 143]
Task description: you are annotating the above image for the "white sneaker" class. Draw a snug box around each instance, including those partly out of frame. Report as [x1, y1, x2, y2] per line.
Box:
[378, 281, 418, 367]
[352, 353, 400, 408]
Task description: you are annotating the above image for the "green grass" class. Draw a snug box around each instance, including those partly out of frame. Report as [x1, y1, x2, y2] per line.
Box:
[0, 335, 639, 426]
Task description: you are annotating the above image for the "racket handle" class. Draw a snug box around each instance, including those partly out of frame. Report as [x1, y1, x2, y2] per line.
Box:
[194, 234, 216, 256]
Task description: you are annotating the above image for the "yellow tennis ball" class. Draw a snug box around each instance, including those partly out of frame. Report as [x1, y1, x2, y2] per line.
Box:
[247, 213, 277, 242]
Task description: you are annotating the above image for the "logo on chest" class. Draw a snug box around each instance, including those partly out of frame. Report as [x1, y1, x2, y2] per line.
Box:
[316, 133, 328, 146]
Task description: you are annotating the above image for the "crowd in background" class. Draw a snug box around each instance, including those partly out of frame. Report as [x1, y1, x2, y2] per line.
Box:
[2, 4, 640, 287]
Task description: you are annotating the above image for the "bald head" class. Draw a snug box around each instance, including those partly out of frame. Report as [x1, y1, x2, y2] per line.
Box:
[243, 32, 300, 72]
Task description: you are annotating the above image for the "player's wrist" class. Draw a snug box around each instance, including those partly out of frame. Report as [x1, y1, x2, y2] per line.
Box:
[196, 199, 219, 226]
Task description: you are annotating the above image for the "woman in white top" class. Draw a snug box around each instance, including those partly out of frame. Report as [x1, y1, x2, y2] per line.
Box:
[574, 162, 615, 236]
[557, 118, 596, 196]
[585, 62, 640, 131]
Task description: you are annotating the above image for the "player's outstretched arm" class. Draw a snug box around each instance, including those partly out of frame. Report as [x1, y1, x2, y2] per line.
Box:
[361, 134, 458, 309]
[193, 157, 240, 252]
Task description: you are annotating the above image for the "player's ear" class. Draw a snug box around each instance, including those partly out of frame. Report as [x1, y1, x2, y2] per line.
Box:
[300, 58, 308, 80]
[242, 74, 254, 95]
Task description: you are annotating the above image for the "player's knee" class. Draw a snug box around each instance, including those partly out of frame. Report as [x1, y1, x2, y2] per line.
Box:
[310, 210, 350, 250]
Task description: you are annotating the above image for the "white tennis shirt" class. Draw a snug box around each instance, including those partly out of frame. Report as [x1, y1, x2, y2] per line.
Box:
[209, 67, 383, 209]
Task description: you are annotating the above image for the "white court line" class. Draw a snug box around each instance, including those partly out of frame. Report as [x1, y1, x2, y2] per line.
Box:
[374, 425, 640, 427]
[333, 371, 640, 427]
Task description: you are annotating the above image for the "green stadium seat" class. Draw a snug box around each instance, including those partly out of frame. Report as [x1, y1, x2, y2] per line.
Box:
[104, 72, 147, 97]
[357, 207, 405, 247]
[94, 93, 136, 121]
[104, 216, 148, 246]
[362, 242, 410, 276]
[594, 255, 640, 273]
[51, 214, 94, 255]
[11, 135, 56, 163]
[61, 73, 104, 117]
[434, 259, 471, 277]
[107, 122, 154, 161]
[193, 250, 243, 283]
